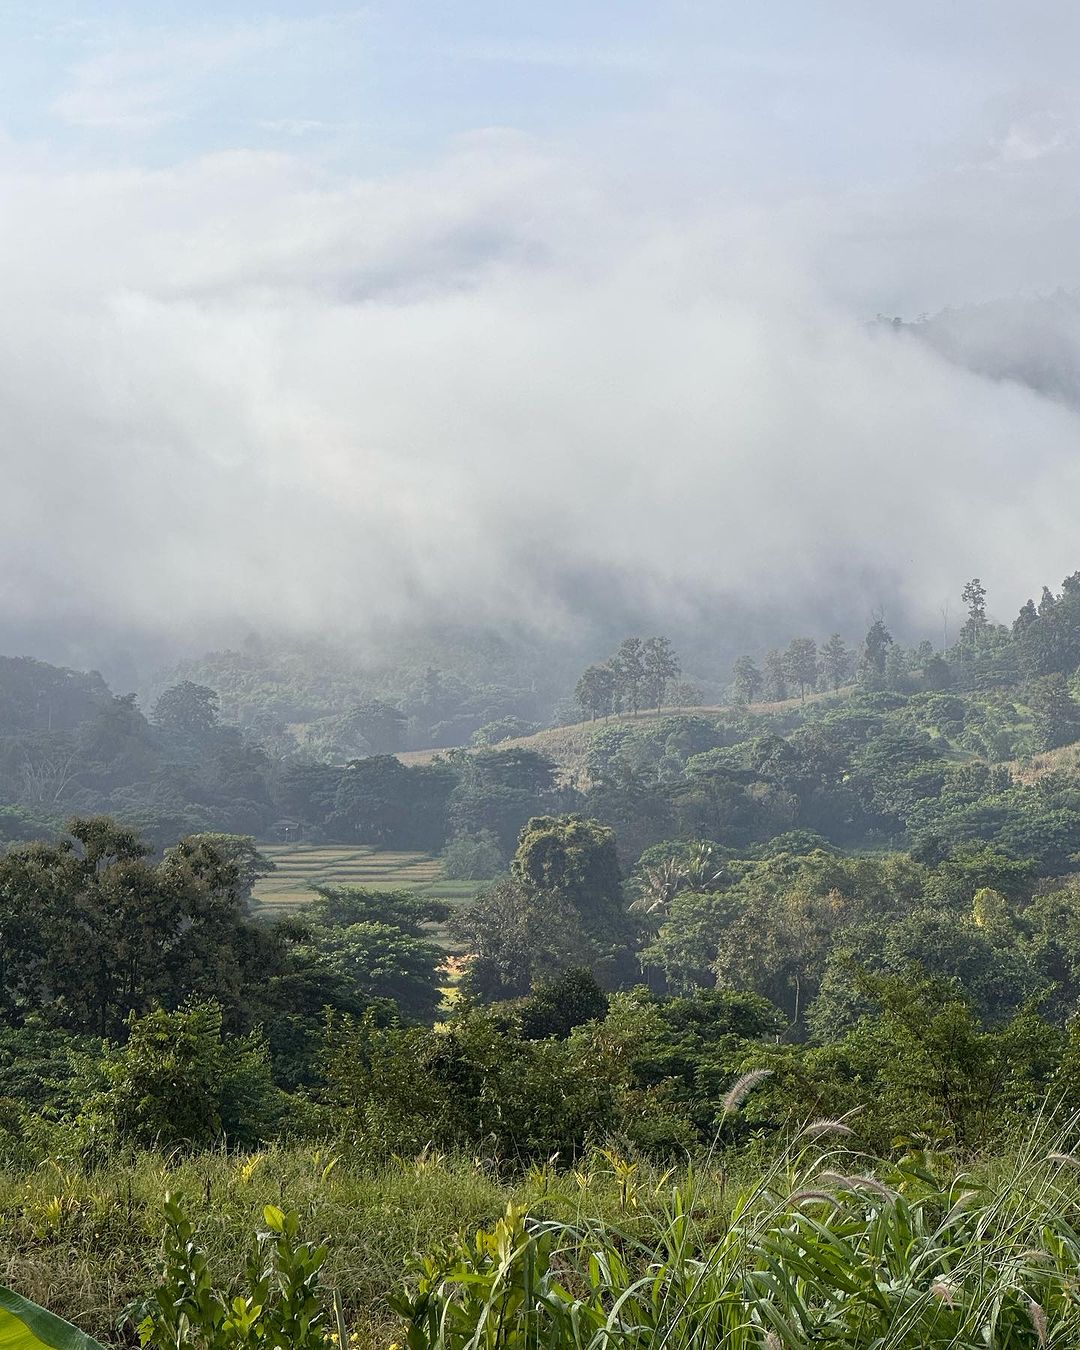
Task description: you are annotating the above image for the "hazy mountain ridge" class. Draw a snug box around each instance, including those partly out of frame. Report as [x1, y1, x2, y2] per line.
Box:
[896, 291, 1080, 409]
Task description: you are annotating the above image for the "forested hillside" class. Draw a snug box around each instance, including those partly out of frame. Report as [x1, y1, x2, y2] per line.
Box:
[4, 570, 1080, 1343]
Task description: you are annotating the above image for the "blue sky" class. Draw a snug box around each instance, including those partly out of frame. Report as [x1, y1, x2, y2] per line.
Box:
[7, 2, 1076, 188]
[6, 2, 1080, 657]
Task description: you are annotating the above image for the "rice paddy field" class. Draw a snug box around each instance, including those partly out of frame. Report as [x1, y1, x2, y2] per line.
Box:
[249, 842, 482, 934]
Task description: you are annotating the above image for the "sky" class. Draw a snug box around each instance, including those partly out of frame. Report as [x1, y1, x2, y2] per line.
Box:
[5, 2, 1080, 667]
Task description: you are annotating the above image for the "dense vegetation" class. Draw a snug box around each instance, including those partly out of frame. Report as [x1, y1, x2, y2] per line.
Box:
[8, 569, 1080, 1344]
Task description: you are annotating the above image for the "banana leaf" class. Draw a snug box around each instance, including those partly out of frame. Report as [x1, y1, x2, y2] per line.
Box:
[0, 1288, 105, 1350]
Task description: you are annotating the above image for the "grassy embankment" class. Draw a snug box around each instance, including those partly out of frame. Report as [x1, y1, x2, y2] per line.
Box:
[396, 688, 853, 786]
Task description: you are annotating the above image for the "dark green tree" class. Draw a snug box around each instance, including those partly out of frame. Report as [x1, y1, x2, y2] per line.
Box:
[151, 682, 220, 738]
[517, 967, 609, 1039]
[785, 638, 818, 701]
[1028, 673, 1080, 751]
[1013, 598, 1037, 636]
[861, 617, 894, 680]
[612, 638, 645, 716]
[513, 814, 624, 935]
[91, 1001, 281, 1149]
[453, 878, 591, 1000]
[575, 664, 616, 721]
[961, 577, 987, 632]
[763, 650, 788, 702]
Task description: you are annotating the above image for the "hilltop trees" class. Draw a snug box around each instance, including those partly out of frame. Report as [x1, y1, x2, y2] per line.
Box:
[785, 638, 818, 702]
[613, 638, 646, 716]
[732, 656, 763, 704]
[1016, 577, 1080, 677]
[152, 681, 220, 739]
[820, 634, 853, 690]
[575, 664, 616, 721]
[1028, 674, 1080, 751]
[862, 617, 894, 681]
[733, 656, 763, 704]
[763, 650, 788, 702]
[643, 637, 681, 712]
[962, 578, 988, 635]
[573, 637, 683, 721]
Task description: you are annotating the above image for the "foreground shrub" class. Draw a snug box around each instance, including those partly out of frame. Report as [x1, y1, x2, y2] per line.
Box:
[137, 1196, 331, 1350]
[89, 1002, 284, 1150]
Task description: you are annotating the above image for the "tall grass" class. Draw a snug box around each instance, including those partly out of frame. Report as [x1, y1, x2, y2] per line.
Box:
[393, 1121, 1080, 1348]
[0, 1142, 739, 1346]
[6, 1122, 1080, 1346]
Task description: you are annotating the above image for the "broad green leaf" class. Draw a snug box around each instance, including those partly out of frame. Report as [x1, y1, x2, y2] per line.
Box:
[0, 1288, 105, 1350]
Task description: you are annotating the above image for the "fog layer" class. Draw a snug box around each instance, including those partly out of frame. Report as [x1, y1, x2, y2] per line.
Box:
[6, 39, 1080, 662]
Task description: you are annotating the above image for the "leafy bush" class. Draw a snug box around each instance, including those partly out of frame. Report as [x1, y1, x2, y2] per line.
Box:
[138, 1196, 331, 1350]
[88, 1002, 284, 1150]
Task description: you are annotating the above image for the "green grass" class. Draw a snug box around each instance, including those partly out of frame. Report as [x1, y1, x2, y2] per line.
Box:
[0, 1144, 748, 1349]
[6, 1129, 1080, 1349]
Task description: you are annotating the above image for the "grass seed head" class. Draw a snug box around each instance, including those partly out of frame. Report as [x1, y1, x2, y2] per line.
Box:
[721, 1069, 773, 1116]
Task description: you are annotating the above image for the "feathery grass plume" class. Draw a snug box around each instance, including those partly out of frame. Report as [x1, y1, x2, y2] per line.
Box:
[788, 1189, 839, 1205]
[930, 1281, 956, 1308]
[720, 1068, 773, 1117]
[1029, 1298, 1049, 1346]
[799, 1118, 854, 1140]
[942, 1189, 980, 1225]
[1047, 1149, 1080, 1167]
[817, 1171, 895, 1198]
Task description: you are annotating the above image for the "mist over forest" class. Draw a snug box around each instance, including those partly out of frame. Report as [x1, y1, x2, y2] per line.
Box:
[11, 283, 1080, 690]
[13, 7, 1080, 1348]
[5, 21, 1080, 678]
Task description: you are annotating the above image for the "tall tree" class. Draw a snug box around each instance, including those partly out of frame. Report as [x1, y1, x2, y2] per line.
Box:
[1013, 598, 1038, 636]
[961, 578, 987, 626]
[152, 682, 220, 739]
[961, 578, 988, 652]
[513, 814, 625, 939]
[862, 618, 894, 679]
[612, 638, 645, 717]
[819, 633, 853, 691]
[642, 637, 681, 713]
[732, 656, 763, 704]
[785, 638, 818, 702]
[763, 649, 788, 702]
[575, 664, 616, 721]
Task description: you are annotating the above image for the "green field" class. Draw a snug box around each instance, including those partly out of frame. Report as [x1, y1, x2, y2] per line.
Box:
[249, 842, 482, 927]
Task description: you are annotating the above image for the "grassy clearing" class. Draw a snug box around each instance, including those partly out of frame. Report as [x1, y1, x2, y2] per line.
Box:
[6, 1128, 1080, 1349]
[249, 846, 482, 951]
[1011, 737, 1080, 783]
[396, 689, 854, 784]
[0, 1145, 744, 1348]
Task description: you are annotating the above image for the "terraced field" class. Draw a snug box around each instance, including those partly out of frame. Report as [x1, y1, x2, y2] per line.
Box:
[249, 842, 482, 928]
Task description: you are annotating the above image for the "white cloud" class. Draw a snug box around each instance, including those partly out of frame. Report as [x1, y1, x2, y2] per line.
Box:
[4, 125, 1080, 662]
